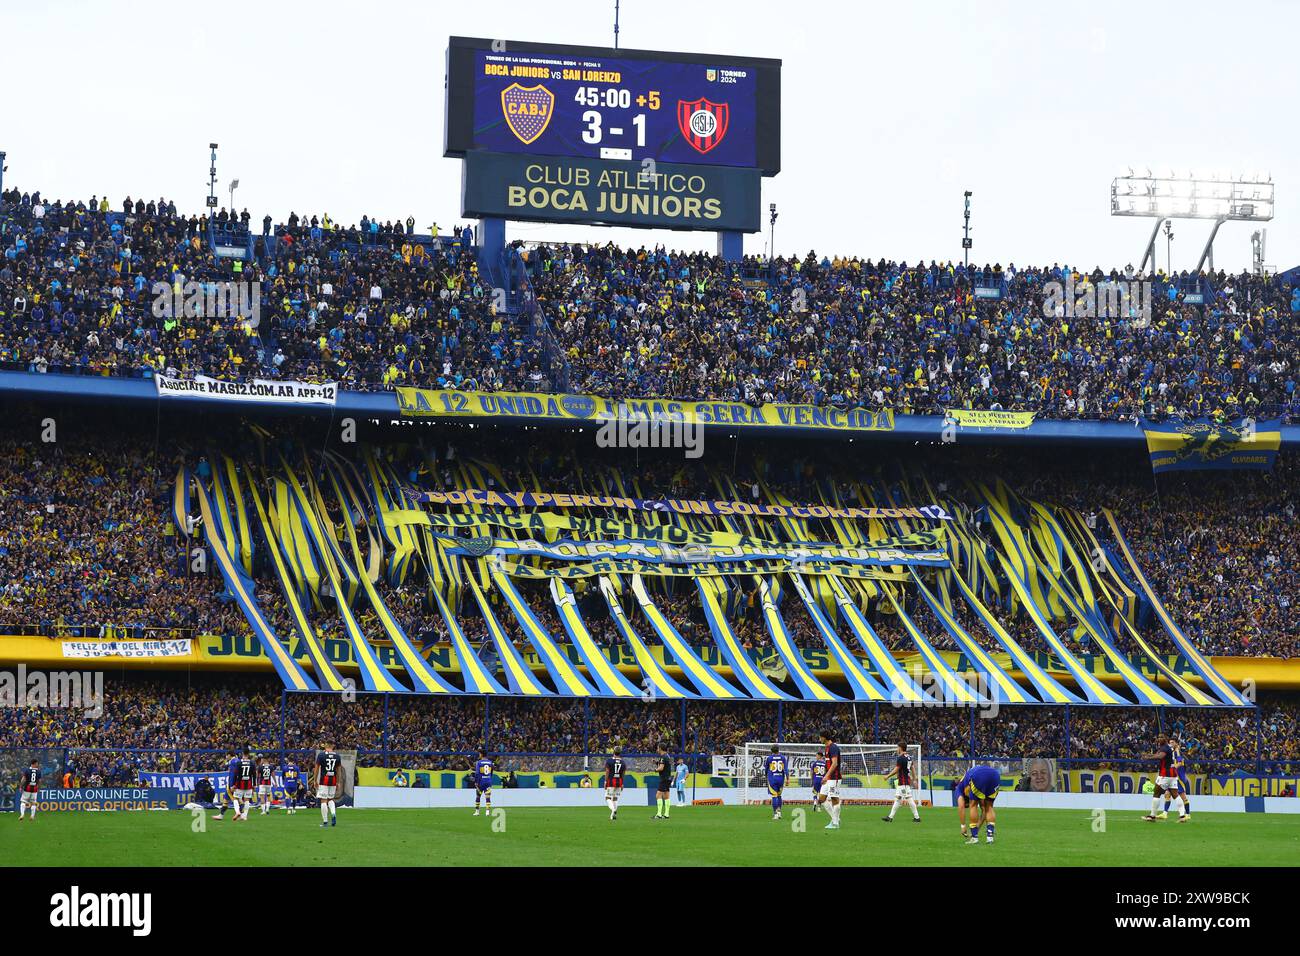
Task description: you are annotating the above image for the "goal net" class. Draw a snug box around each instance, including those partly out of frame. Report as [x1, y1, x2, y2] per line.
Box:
[734, 742, 924, 806]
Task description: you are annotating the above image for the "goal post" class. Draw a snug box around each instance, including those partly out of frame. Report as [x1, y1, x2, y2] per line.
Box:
[734, 742, 925, 806]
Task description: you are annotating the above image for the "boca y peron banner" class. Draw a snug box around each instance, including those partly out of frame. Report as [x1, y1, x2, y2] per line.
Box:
[411, 488, 949, 522]
[396, 387, 894, 434]
[155, 375, 338, 406]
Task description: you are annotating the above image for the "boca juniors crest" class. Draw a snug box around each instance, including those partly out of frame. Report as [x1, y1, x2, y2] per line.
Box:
[677, 98, 729, 153]
[501, 83, 554, 144]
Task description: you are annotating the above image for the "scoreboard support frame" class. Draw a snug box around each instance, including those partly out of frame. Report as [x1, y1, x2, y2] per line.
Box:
[717, 230, 743, 262]
[480, 216, 506, 266]
[477, 219, 747, 264]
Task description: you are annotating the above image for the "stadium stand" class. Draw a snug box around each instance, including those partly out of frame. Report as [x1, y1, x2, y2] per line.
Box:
[2, 180, 1298, 805]
[4, 187, 1298, 422]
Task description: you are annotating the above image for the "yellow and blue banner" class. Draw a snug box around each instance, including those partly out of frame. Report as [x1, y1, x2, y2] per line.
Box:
[1142, 417, 1282, 473]
[396, 387, 895, 434]
[550, 579, 642, 697]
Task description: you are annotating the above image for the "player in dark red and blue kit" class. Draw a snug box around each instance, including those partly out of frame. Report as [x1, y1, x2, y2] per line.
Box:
[257, 757, 275, 815]
[228, 748, 255, 822]
[472, 751, 493, 818]
[18, 760, 39, 821]
[815, 731, 843, 829]
[955, 765, 1000, 844]
[314, 740, 342, 828]
[810, 755, 827, 813]
[604, 749, 625, 821]
[882, 743, 921, 823]
[1144, 734, 1188, 823]
[763, 745, 788, 821]
[1160, 736, 1192, 820]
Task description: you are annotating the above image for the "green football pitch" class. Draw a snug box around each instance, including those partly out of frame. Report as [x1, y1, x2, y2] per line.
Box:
[8, 804, 1300, 866]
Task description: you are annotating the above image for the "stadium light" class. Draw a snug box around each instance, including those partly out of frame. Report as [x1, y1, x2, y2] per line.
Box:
[768, 202, 778, 270]
[962, 190, 972, 268]
[206, 143, 219, 210]
[1110, 169, 1274, 273]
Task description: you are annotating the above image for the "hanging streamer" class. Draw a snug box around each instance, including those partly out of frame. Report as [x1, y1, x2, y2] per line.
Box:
[598, 577, 695, 699]
[549, 578, 642, 697]
[194, 481, 316, 692]
[695, 578, 793, 701]
[755, 577, 843, 701]
[788, 574, 890, 701]
[629, 575, 743, 699]
[825, 575, 927, 703]
[491, 570, 598, 696]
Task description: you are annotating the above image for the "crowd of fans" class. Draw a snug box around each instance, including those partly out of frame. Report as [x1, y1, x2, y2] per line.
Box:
[0, 187, 548, 392]
[5, 187, 1300, 422]
[0, 436, 238, 636]
[1, 419, 1296, 672]
[4, 674, 1296, 783]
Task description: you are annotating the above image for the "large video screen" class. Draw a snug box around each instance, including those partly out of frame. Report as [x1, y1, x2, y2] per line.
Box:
[446, 36, 780, 176]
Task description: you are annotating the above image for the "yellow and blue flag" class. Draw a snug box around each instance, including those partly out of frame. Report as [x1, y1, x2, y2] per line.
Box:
[1142, 417, 1281, 473]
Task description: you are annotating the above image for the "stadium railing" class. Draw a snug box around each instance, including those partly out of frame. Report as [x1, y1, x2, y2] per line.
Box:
[0, 624, 197, 640]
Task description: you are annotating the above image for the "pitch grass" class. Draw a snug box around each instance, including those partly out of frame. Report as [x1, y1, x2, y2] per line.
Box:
[7, 804, 1299, 866]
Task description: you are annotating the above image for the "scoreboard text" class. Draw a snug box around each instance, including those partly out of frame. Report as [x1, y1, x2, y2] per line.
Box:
[446, 37, 779, 232]
[472, 49, 757, 168]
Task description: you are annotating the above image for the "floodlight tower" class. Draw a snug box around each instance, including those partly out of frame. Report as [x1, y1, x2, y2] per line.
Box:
[207, 144, 219, 211]
[1111, 169, 1274, 274]
[1251, 229, 1268, 276]
[962, 191, 972, 268]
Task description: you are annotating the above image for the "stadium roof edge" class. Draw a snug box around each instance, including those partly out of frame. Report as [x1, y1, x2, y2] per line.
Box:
[3, 371, 1297, 447]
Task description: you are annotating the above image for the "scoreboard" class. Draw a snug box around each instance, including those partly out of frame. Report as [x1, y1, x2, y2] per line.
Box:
[446, 36, 780, 232]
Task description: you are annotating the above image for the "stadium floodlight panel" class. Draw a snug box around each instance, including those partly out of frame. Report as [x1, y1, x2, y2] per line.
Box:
[1110, 171, 1274, 221]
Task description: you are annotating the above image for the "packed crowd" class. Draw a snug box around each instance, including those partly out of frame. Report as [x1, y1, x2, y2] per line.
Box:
[5, 187, 1299, 422]
[1, 417, 1296, 671]
[4, 674, 1296, 783]
[0, 187, 550, 392]
[0, 436, 238, 636]
[528, 243, 1300, 422]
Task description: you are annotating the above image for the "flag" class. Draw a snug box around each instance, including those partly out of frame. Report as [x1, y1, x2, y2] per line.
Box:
[1141, 417, 1282, 473]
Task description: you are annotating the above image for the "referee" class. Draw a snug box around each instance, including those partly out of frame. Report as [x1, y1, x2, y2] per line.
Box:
[653, 752, 674, 820]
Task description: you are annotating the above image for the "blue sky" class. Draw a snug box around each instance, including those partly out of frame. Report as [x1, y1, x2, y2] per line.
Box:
[3, 0, 1293, 271]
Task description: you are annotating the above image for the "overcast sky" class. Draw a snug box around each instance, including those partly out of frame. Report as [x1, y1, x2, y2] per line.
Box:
[3, 0, 1293, 272]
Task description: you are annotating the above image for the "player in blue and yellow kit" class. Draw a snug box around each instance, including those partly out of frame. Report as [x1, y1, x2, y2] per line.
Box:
[763, 745, 788, 821]
[810, 755, 827, 813]
[955, 765, 1000, 844]
[472, 750, 493, 817]
[281, 758, 300, 814]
